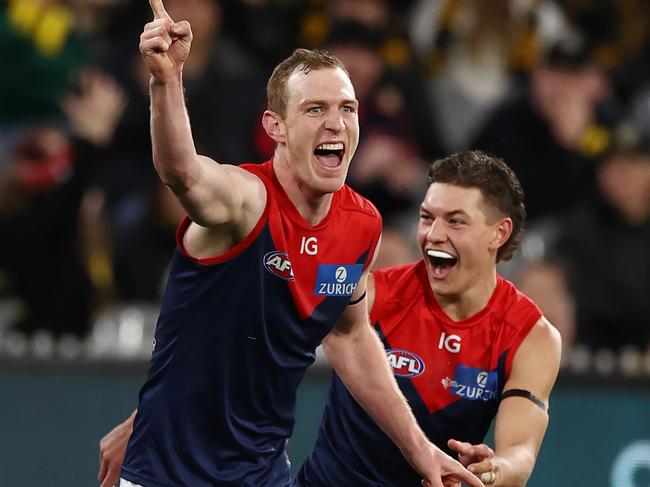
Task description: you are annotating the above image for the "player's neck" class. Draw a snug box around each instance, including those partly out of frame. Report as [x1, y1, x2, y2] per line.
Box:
[435, 269, 498, 321]
[273, 157, 333, 226]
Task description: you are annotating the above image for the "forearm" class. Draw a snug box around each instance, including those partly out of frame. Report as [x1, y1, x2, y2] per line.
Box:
[149, 74, 200, 193]
[493, 446, 536, 487]
[324, 324, 428, 458]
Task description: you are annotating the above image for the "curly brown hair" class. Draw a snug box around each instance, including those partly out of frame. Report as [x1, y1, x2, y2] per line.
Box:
[427, 150, 527, 262]
[266, 48, 349, 118]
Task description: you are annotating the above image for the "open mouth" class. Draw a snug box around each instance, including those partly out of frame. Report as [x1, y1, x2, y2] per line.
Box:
[426, 249, 458, 278]
[314, 142, 344, 168]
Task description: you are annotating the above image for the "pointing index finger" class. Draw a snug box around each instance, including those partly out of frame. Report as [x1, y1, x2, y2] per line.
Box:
[149, 0, 170, 19]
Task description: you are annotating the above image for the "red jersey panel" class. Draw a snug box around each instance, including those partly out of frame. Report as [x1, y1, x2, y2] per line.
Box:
[250, 161, 382, 319]
[372, 260, 541, 413]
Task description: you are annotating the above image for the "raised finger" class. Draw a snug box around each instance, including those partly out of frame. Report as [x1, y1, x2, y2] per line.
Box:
[149, 0, 170, 20]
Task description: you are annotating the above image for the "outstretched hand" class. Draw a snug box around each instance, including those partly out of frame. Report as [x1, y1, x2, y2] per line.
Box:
[448, 439, 498, 485]
[139, 0, 193, 81]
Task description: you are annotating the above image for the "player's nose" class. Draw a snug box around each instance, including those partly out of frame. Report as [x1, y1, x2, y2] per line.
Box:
[425, 219, 447, 242]
[323, 110, 344, 133]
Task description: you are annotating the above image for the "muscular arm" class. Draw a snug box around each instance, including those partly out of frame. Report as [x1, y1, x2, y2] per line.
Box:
[450, 317, 562, 486]
[323, 256, 483, 487]
[142, 0, 265, 231]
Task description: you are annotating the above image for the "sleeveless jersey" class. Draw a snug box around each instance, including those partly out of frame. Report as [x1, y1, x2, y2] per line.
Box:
[121, 160, 381, 487]
[298, 260, 541, 486]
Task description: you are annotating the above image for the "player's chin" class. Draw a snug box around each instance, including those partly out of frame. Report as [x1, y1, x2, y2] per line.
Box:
[312, 170, 347, 193]
[428, 278, 457, 296]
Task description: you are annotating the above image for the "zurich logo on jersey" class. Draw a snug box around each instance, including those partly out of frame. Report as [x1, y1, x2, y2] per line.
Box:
[442, 365, 498, 401]
[264, 251, 294, 281]
[387, 349, 425, 378]
[313, 264, 363, 296]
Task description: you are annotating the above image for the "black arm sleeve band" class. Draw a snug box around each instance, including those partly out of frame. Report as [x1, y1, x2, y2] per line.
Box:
[348, 290, 367, 306]
[500, 388, 547, 413]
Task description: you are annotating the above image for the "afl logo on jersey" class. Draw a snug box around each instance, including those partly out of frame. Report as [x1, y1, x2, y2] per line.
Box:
[387, 349, 425, 378]
[264, 251, 294, 281]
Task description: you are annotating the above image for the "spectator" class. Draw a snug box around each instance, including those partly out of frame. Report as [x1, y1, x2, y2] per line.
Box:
[517, 128, 650, 353]
[471, 49, 612, 222]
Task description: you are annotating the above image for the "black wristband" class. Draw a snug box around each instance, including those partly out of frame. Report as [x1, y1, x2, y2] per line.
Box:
[348, 291, 367, 306]
[500, 388, 547, 413]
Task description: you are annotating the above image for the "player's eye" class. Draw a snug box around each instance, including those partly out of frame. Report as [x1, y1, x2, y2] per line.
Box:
[341, 104, 356, 113]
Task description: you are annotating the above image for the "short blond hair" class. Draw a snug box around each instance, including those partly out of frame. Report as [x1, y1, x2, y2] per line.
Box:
[266, 48, 349, 118]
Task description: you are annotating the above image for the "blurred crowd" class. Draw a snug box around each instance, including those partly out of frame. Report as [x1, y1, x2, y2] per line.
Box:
[0, 0, 649, 370]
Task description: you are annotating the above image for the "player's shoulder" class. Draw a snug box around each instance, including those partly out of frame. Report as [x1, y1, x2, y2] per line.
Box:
[526, 315, 562, 351]
[492, 276, 544, 339]
[370, 261, 423, 321]
[239, 160, 272, 182]
[497, 275, 542, 315]
[337, 184, 382, 221]
[372, 261, 423, 300]
[372, 261, 421, 281]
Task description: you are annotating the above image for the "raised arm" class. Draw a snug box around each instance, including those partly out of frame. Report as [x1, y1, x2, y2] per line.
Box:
[140, 0, 265, 230]
[323, 251, 483, 487]
[449, 317, 562, 486]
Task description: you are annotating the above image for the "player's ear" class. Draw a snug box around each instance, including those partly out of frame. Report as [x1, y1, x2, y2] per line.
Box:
[262, 110, 286, 143]
[489, 217, 512, 252]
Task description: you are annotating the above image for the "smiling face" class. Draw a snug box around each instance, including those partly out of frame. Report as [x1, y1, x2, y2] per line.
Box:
[417, 182, 512, 299]
[265, 66, 359, 196]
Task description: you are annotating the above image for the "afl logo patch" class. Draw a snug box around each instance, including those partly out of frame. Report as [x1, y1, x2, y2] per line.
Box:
[264, 251, 294, 281]
[387, 349, 425, 378]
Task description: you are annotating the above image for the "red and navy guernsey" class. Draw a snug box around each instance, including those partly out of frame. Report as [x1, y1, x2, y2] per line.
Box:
[121, 160, 381, 487]
[297, 260, 541, 486]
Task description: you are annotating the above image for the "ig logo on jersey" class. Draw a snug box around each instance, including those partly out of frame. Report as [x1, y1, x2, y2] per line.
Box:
[263, 251, 294, 281]
[387, 349, 425, 378]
